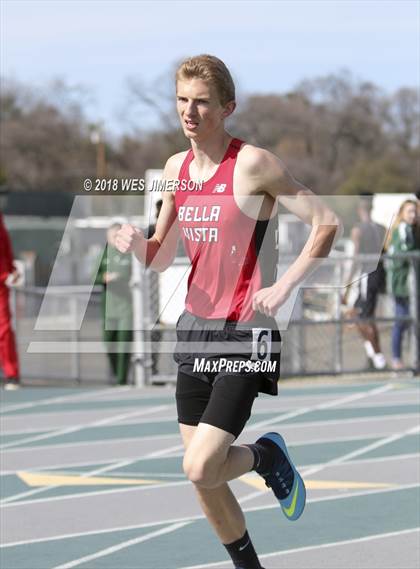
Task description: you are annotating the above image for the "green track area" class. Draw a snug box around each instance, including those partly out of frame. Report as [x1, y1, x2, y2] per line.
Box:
[0, 431, 52, 446]
[0, 388, 104, 404]
[1, 380, 419, 569]
[0, 396, 174, 416]
[2, 381, 419, 415]
[1, 486, 419, 569]
[248, 403, 420, 426]
[2, 403, 418, 449]
[2, 435, 418, 503]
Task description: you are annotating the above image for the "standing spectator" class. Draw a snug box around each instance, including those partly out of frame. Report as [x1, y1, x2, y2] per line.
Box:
[94, 223, 133, 385]
[385, 200, 420, 370]
[343, 194, 387, 369]
[414, 191, 420, 373]
[0, 199, 21, 390]
[145, 199, 163, 239]
[145, 200, 163, 376]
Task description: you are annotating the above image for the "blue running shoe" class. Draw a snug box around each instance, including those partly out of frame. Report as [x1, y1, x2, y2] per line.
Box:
[256, 432, 306, 522]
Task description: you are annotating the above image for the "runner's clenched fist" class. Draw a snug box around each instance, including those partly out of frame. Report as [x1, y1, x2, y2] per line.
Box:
[115, 223, 145, 254]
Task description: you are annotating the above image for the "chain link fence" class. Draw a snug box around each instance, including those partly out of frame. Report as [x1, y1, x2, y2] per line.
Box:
[7, 253, 420, 385]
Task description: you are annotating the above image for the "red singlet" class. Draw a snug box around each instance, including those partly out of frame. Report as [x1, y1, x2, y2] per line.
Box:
[175, 138, 277, 322]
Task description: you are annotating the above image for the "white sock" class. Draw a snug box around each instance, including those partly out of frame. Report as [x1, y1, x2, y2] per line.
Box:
[372, 353, 386, 370]
[364, 341, 375, 358]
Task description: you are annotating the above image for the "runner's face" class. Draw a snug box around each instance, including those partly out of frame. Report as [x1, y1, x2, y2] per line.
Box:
[176, 78, 229, 140]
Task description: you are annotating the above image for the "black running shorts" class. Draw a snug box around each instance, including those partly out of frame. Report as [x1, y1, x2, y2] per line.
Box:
[173, 309, 282, 437]
[176, 370, 261, 439]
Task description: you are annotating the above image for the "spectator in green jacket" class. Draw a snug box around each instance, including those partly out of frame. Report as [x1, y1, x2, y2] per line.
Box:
[94, 223, 133, 385]
[385, 200, 419, 370]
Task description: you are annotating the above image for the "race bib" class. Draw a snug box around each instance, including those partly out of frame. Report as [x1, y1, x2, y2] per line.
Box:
[251, 328, 272, 362]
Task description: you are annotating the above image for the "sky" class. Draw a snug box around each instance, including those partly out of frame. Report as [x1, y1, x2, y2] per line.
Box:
[1, 0, 419, 136]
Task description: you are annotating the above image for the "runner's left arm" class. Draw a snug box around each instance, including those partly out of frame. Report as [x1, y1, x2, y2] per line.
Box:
[244, 148, 342, 316]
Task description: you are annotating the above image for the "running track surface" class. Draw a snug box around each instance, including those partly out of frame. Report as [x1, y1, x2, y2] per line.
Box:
[1, 377, 419, 569]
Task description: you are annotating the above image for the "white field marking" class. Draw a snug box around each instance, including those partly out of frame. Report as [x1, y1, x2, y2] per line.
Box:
[7, 468, 185, 480]
[4, 445, 419, 508]
[0, 479, 191, 508]
[338, 400, 420, 411]
[5, 451, 420, 482]
[248, 384, 395, 431]
[52, 521, 190, 569]
[2, 411, 418, 457]
[3, 397, 417, 436]
[1, 483, 419, 549]
[1, 420, 185, 503]
[179, 528, 420, 569]
[3, 394, 418, 435]
[237, 423, 420, 506]
[5, 421, 413, 503]
[303, 451, 420, 470]
[302, 423, 420, 477]
[0, 433, 180, 454]
[244, 411, 420, 435]
[0, 407, 177, 435]
[0, 429, 182, 505]
[0, 409, 179, 435]
[0, 379, 404, 424]
[0, 399, 298, 433]
[142, 443, 185, 458]
[0, 433, 408, 477]
[0, 444, 187, 476]
[0, 386, 132, 414]
[340, 394, 420, 407]
[80, 389, 174, 401]
[3, 437, 418, 478]
[0, 404, 172, 451]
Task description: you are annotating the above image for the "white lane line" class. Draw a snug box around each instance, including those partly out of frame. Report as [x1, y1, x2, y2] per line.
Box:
[0, 480, 191, 508]
[248, 384, 395, 431]
[1, 386, 412, 434]
[295, 451, 420, 474]
[52, 521, 190, 569]
[2, 409, 418, 455]
[3, 446, 419, 510]
[0, 404, 172, 450]
[0, 426, 411, 471]
[260, 412, 420, 432]
[1, 395, 417, 504]
[143, 443, 185, 458]
[0, 433, 180, 454]
[0, 380, 405, 427]
[2, 449, 418, 478]
[0, 394, 420, 435]
[340, 399, 420, 410]
[6, 420, 408, 503]
[3, 397, 418, 435]
[2, 483, 419, 549]
[0, 386, 132, 414]
[237, 423, 420, 506]
[302, 424, 420, 477]
[0, 416, 184, 505]
[178, 528, 420, 569]
[0, 407, 178, 435]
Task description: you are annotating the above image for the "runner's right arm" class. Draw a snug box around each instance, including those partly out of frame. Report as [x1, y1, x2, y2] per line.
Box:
[115, 154, 183, 271]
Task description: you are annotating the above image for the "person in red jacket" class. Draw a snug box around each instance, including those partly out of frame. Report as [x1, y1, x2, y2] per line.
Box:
[0, 210, 20, 390]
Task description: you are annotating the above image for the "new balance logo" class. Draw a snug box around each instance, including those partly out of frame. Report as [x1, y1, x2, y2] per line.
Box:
[213, 183, 226, 193]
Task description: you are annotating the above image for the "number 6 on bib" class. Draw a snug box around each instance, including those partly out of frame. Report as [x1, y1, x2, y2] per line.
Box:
[251, 328, 272, 362]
